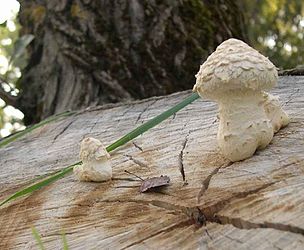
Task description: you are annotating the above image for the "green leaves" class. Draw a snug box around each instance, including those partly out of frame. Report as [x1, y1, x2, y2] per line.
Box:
[0, 93, 199, 207]
[243, 0, 304, 69]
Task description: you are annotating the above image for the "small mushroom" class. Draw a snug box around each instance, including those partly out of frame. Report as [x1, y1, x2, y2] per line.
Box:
[193, 38, 286, 162]
[74, 137, 112, 182]
[263, 92, 290, 133]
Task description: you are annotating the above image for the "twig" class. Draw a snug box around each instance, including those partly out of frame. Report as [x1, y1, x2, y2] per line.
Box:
[124, 170, 144, 181]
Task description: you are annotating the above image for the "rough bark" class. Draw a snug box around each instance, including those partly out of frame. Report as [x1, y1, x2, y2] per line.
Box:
[1, 76, 304, 249]
[17, 0, 247, 125]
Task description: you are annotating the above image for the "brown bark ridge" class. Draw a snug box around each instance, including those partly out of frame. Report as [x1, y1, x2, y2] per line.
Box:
[17, 0, 247, 125]
[1, 76, 304, 249]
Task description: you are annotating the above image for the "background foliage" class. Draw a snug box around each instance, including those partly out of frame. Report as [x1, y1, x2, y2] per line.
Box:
[242, 0, 304, 69]
[0, 0, 24, 137]
[0, 0, 303, 137]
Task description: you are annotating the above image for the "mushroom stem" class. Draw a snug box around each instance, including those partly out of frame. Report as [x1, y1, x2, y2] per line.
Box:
[217, 91, 273, 162]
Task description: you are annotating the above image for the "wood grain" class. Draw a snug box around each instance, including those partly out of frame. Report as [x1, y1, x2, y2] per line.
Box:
[1, 76, 304, 249]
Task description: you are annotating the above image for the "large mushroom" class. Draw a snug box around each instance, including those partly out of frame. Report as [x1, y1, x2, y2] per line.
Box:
[74, 137, 112, 182]
[193, 38, 289, 162]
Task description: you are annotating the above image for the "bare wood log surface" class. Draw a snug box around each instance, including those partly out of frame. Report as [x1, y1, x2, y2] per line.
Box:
[0, 76, 304, 249]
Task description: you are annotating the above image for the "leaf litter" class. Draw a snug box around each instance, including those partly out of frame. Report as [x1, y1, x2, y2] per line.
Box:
[124, 170, 170, 193]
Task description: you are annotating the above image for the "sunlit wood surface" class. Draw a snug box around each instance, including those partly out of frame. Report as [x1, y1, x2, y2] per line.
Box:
[0, 76, 304, 249]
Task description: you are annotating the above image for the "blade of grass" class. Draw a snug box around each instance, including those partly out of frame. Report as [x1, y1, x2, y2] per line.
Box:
[31, 227, 46, 250]
[0, 93, 199, 207]
[0, 110, 75, 148]
[62, 230, 69, 250]
[106, 92, 199, 152]
[0, 162, 81, 207]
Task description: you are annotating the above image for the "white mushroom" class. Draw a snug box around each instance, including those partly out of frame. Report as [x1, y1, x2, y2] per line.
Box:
[74, 137, 112, 182]
[193, 38, 287, 162]
[263, 92, 290, 133]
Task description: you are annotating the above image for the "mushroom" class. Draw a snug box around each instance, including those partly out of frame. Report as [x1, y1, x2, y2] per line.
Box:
[263, 92, 290, 133]
[193, 38, 289, 162]
[74, 137, 112, 182]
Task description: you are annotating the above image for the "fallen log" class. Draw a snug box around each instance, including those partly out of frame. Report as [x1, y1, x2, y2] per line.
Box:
[0, 76, 304, 249]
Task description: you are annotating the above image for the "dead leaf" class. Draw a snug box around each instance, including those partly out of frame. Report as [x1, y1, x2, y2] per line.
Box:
[139, 175, 170, 193]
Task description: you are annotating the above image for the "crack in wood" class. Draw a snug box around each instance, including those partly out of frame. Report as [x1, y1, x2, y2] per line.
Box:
[88, 119, 99, 134]
[121, 220, 191, 250]
[197, 161, 233, 202]
[202, 182, 277, 218]
[184, 207, 206, 226]
[132, 141, 143, 152]
[223, 234, 244, 244]
[197, 181, 304, 235]
[114, 105, 136, 126]
[52, 119, 75, 142]
[282, 88, 300, 107]
[178, 133, 190, 182]
[135, 100, 157, 124]
[272, 158, 304, 173]
[87, 104, 135, 137]
[216, 215, 304, 236]
[92, 189, 304, 242]
[125, 154, 150, 169]
[231, 168, 272, 182]
[212, 117, 218, 124]
[198, 182, 304, 236]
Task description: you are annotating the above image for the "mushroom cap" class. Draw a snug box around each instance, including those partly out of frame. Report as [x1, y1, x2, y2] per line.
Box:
[193, 38, 278, 99]
[79, 137, 110, 162]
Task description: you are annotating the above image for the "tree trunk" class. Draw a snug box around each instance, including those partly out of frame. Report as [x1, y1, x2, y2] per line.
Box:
[17, 0, 247, 125]
[1, 76, 304, 249]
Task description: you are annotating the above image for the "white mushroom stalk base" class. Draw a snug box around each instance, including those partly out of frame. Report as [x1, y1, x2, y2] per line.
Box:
[217, 91, 274, 162]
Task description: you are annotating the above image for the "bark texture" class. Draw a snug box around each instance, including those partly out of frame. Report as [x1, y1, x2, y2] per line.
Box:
[17, 0, 247, 124]
[0, 76, 304, 249]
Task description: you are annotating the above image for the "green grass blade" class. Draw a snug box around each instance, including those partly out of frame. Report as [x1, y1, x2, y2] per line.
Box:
[0, 162, 81, 207]
[62, 230, 69, 250]
[106, 92, 199, 152]
[0, 110, 75, 148]
[31, 227, 46, 250]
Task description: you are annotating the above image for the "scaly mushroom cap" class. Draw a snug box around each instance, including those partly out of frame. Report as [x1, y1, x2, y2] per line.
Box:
[79, 137, 110, 162]
[193, 38, 278, 99]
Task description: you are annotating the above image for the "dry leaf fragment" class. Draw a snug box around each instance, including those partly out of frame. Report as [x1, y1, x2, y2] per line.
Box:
[139, 175, 170, 193]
